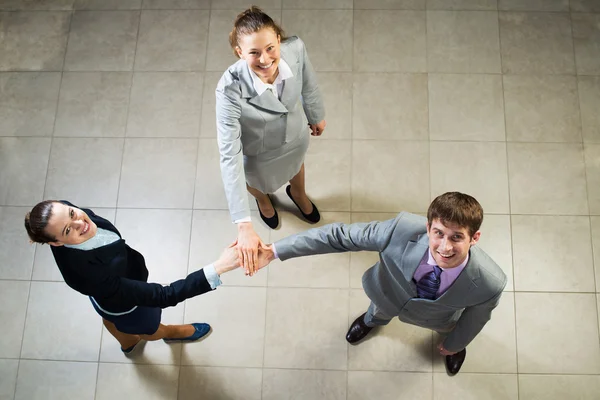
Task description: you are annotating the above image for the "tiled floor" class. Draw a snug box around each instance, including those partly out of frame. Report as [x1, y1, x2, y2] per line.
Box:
[1, 0, 600, 399]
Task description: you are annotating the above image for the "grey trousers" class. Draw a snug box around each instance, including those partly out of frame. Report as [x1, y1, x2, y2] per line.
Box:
[363, 301, 456, 334]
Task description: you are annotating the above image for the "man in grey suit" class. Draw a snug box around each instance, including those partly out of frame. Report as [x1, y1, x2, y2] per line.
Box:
[257, 192, 506, 376]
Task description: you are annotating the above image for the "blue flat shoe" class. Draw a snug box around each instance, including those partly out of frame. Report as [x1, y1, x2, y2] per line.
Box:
[163, 323, 211, 343]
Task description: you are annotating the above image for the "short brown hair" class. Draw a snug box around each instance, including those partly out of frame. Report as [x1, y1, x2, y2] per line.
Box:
[229, 6, 286, 58]
[24, 200, 58, 244]
[427, 192, 483, 237]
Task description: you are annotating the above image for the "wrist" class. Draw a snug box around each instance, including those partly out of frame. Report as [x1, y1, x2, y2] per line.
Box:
[237, 221, 253, 232]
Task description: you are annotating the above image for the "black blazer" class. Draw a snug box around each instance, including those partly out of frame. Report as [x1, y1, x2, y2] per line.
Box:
[51, 201, 212, 313]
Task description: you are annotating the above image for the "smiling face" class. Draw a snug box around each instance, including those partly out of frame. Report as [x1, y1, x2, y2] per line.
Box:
[236, 27, 281, 84]
[426, 218, 480, 269]
[45, 202, 97, 246]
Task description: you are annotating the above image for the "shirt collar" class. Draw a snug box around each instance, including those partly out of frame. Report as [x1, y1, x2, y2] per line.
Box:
[248, 58, 294, 96]
[427, 249, 469, 271]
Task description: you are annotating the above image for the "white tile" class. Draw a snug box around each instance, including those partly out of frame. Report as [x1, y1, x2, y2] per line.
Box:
[142, 0, 210, 8]
[0, 281, 30, 358]
[182, 286, 267, 367]
[585, 144, 600, 215]
[315, 72, 352, 140]
[264, 288, 349, 369]
[433, 373, 518, 400]
[519, 375, 600, 400]
[512, 215, 595, 292]
[269, 212, 351, 288]
[282, 0, 352, 8]
[348, 290, 432, 372]
[579, 76, 600, 144]
[21, 282, 102, 361]
[262, 369, 347, 400]
[498, 0, 569, 11]
[0, 207, 35, 280]
[0, 359, 18, 400]
[115, 209, 192, 284]
[591, 217, 600, 292]
[477, 214, 514, 291]
[347, 371, 433, 400]
[14, 360, 97, 400]
[95, 363, 179, 400]
[178, 366, 262, 400]
[572, 13, 600, 75]
[355, 0, 425, 9]
[515, 292, 600, 373]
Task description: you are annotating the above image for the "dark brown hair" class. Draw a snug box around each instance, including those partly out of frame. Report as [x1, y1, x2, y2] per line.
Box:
[24, 200, 58, 244]
[229, 6, 286, 58]
[427, 192, 483, 238]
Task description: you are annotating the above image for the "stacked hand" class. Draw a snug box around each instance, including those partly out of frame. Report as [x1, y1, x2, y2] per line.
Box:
[213, 239, 275, 276]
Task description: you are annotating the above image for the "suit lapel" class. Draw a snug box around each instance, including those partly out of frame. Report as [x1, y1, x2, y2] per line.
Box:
[400, 233, 429, 283]
[434, 250, 480, 305]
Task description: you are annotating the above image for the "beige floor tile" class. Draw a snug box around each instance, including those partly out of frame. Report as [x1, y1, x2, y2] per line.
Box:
[477, 214, 514, 291]
[114, 209, 192, 284]
[352, 140, 430, 213]
[519, 374, 600, 400]
[199, 72, 221, 138]
[21, 282, 102, 361]
[0, 207, 35, 280]
[0, 0, 74, 10]
[498, 0, 569, 11]
[189, 209, 269, 287]
[353, 73, 428, 140]
[0, 359, 18, 400]
[430, 141, 510, 214]
[0, 137, 51, 206]
[0, 11, 70, 71]
[64, 11, 139, 71]
[515, 292, 600, 373]
[54, 72, 131, 138]
[142, 0, 210, 9]
[31, 208, 116, 282]
[264, 287, 349, 369]
[354, 10, 426, 72]
[504, 75, 581, 143]
[499, 11, 575, 74]
[579, 76, 600, 144]
[512, 215, 595, 292]
[99, 303, 185, 365]
[348, 290, 432, 372]
[179, 366, 262, 400]
[269, 211, 351, 288]
[262, 369, 347, 400]
[74, 0, 142, 10]
[182, 286, 267, 367]
[194, 138, 228, 210]
[433, 292, 517, 373]
[571, 0, 600, 11]
[572, 12, 600, 75]
[427, 11, 501, 73]
[433, 373, 518, 400]
[349, 213, 398, 288]
[45, 138, 124, 208]
[282, 10, 353, 72]
[316, 72, 352, 140]
[95, 363, 179, 400]
[590, 217, 600, 292]
[0, 281, 29, 358]
[14, 360, 97, 400]
[585, 144, 600, 214]
[134, 10, 208, 71]
[0, 72, 61, 136]
[507, 143, 588, 215]
[355, 0, 425, 9]
[427, 0, 496, 10]
[428, 73, 505, 141]
[347, 371, 432, 400]
[211, 0, 281, 8]
[126, 72, 203, 138]
[283, 0, 352, 8]
[118, 138, 198, 208]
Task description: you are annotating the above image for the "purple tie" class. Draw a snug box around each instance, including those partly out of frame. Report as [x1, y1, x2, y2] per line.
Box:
[416, 265, 442, 300]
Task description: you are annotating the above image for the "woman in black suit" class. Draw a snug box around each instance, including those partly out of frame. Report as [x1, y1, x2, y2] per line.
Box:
[24, 200, 240, 354]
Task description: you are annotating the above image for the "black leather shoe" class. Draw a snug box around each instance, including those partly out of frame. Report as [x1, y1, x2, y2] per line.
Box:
[445, 348, 466, 376]
[256, 195, 279, 229]
[346, 312, 373, 344]
[286, 185, 320, 223]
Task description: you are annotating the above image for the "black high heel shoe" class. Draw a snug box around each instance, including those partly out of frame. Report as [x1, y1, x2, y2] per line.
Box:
[286, 185, 320, 223]
[257, 194, 279, 229]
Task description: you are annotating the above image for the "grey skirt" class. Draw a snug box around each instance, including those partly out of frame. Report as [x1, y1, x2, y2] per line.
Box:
[244, 130, 310, 194]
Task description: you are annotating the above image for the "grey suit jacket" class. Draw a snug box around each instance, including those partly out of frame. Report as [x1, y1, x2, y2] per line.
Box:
[274, 212, 507, 352]
[216, 36, 325, 221]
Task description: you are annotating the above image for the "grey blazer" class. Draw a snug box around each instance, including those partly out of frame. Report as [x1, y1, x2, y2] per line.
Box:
[274, 212, 507, 352]
[216, 36, 325, 221]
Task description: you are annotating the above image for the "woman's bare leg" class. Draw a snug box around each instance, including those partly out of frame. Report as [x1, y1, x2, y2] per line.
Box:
[288, 163, 313, 214]
[102, 319, 140, 349]
[138, 324, 196, 341]
[247, 184, 275, 218]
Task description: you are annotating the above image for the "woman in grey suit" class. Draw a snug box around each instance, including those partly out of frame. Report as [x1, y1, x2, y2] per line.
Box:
[216, 7, 326, 274]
